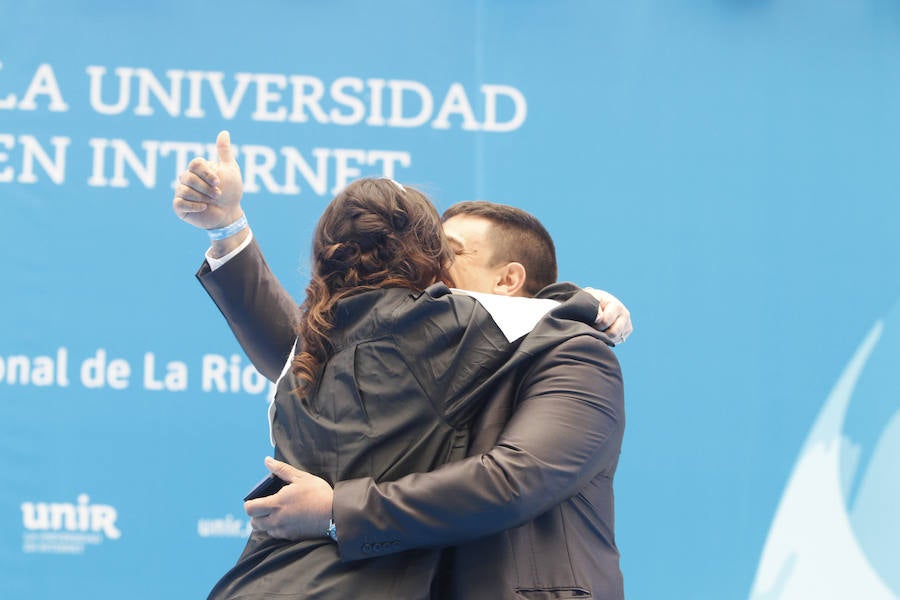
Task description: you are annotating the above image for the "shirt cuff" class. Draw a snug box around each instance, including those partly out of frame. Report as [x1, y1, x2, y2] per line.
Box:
[205, 229, 254, 271]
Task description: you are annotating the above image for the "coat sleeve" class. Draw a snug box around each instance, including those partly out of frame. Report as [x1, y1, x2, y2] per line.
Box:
[331, 333, 624, 561]
[196, 238, 300, 382]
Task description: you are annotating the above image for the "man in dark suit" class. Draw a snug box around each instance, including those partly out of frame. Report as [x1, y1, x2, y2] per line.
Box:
[175, 131, 629, 599]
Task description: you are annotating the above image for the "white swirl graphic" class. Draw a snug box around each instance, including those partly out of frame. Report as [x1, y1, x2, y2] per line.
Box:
[749, 321, 898, 599]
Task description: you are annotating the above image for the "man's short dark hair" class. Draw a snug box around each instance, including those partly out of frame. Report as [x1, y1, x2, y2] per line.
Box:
[442, 201, 557, 296]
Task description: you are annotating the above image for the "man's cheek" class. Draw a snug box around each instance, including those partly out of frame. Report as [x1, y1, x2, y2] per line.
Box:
[447, 264, 463, 288]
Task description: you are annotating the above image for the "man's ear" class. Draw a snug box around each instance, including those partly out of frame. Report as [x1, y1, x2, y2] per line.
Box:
[493, 262, 528, 297]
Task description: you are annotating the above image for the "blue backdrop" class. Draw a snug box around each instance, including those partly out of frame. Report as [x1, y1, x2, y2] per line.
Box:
[2, 1, 899, 598]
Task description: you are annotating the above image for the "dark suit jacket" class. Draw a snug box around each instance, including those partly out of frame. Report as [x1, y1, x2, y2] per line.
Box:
[199, 239, 625, 600]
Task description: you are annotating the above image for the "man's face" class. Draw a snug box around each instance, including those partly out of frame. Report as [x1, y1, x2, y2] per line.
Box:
[443, 214, 507, 294]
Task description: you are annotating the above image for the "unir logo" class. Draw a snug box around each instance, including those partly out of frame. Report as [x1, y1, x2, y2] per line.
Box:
[21, 493, 121, 539]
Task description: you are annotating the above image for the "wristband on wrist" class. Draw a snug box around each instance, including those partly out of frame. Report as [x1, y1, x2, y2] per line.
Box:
[207, 215, 248, 241]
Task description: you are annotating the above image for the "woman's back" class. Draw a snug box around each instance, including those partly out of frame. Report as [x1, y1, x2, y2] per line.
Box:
[275, 285, 513, 485]
[210, 283, 517, 600]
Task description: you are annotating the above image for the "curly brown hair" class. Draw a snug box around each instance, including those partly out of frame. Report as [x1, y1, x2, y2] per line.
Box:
[292, 178, 453, 388]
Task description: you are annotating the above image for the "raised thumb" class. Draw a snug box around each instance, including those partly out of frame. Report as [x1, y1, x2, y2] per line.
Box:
[216, 130, 236, 164]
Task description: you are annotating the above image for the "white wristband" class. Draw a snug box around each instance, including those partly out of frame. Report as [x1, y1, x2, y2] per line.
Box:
[207, 215, 248, 240]
[206, 229, 253, 271]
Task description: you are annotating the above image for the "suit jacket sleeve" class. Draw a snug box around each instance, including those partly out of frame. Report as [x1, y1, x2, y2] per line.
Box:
[196, 238, 300, 382]
[331, 332, 624, 561]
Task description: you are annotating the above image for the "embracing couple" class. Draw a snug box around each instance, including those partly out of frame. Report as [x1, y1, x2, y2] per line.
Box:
[173, 131, 631, 600]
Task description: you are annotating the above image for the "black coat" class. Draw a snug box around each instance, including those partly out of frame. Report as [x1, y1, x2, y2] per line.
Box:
[199, 238, 625, 599]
